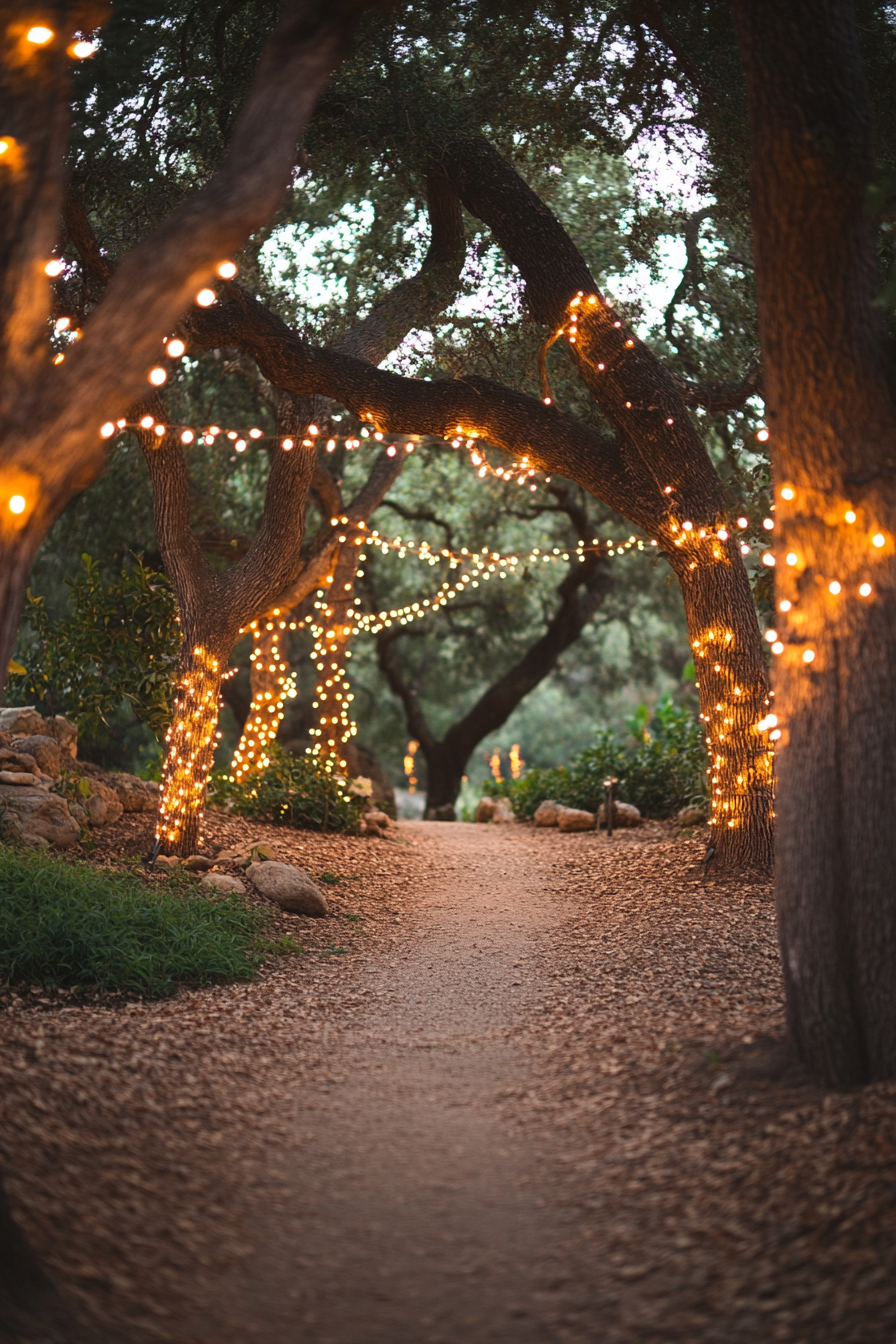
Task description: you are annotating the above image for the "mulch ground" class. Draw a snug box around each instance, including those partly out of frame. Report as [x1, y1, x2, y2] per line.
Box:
[1, 812, 894, 1343]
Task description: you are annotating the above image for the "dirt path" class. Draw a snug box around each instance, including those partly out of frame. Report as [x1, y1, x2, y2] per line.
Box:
[2, 817, 895, 1344]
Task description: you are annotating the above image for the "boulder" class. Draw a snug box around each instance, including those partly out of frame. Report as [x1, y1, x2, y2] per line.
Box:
[201, 873, 246, 895]
[155, 854, 180, 869]
[10, 735, 62, 777]
[0, 785, 80, 849]
[0, 749, 39, 775]
[0, 770, 38, 786]
[79, 767, 158, 813]
[425, 804, 456, 822]
[183, 854, 213, 872]
[80, 778, 123, 825]
[0, 706, 46, 738]
[493, 797, 515, 823]
[557, 806, 597, 833]
[84, 794, 110, 826]
[677, 805, 707, 827]
[598, 800, 642, 828]
[50, 716, 78, 757]
[475, 797, 497, 823]
[246, 861, 329, 916]
[360, 816, 386, 837]
[364, 809, 393, 828]
[533, 799, 562, 827]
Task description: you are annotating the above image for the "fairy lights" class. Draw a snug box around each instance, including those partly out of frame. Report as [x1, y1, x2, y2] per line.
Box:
[26, 26, 54, 44]
[157, 646, 223, 854]
[229, 617, 298, 783]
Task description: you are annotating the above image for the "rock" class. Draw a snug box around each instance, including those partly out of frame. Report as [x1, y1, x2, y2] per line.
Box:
[557, 807, 597, 832]
[475, 797, 497, 823]
[0, 770, 37, 786]
[200, 873, 246, 895]
[493, 797, 515, 823]
[214, 847, 245, 863]
[364, 809, 393, 828]
[677, 805, 707, 827]
[246, 861, 329, 916]
[183, 854, 213, 872]
[78, 767, 157, 813]
[69, 802, 87, 824]
[155, 854, 181, 869]
[9, 735, 61, 777]
[425, 804, 456, 822]
[81, 778, 123, 825]
[84, 794, 110, 826]
[51, 716, 78, 757]
[598, 800, 642, 828]
[0, 706, 46, 738]
[534, 800, 562, 827]
[0, 749, 39, 774]
[0, 784, 80, 849]
[359, 816, 386, 837]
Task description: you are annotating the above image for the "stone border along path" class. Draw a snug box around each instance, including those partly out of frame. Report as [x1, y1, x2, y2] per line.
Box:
[2, 818, 895, 1343]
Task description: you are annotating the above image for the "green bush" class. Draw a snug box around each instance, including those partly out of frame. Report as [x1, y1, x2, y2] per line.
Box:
[212, 745, 366, 833]
[486, 697, 708, 820]
[0, 848, 263, 996]
[8, 554, 180, 740]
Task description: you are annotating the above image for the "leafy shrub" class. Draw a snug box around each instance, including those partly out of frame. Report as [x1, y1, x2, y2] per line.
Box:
[486, 697, 707, 820]
[8, 554, 180, 739]
[212, 745, 366, 833]
[0, 848, 263, 996]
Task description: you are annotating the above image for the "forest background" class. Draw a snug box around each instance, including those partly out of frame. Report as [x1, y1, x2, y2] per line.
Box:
[8, 0, 774, 806]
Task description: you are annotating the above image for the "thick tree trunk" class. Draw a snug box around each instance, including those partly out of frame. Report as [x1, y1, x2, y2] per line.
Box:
[734, 0, 896, 1082]
[157, 632, 228, 856]
[230, 620, 292, 780]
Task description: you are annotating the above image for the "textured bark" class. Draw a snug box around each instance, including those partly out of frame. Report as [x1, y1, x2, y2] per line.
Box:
[140, 393, 317, 853]
[0, 0, 367, 690]
[734, 0, 896, 1083]
[378, 518, 613, 812]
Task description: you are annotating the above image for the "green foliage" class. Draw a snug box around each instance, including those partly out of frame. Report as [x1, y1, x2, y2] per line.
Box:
[486, 698, 708, 820]
[8, 555, 180, 740]
[0, 848, 263, 996]
[212, 745, 366, 834]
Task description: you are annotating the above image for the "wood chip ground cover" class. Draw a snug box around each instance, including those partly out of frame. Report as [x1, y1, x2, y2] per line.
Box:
[0, 814, 893, 1343]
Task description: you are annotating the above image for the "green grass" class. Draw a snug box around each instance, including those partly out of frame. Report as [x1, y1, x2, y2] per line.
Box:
[0, 847, 265, 996]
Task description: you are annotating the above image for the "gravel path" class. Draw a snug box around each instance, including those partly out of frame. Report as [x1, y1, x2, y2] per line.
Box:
[2, 818, 895, 1343]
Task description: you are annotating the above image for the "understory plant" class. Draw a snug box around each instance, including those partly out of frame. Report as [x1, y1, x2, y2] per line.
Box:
[0, 848, 263, 996]
[486, 697, 707, 820]
[212, 745, 367, 833]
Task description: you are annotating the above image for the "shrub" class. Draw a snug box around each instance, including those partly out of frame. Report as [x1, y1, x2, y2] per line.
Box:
[486, 697, 707, 820]
[0, 848, 263, 996]
[212, 745, 366, 834]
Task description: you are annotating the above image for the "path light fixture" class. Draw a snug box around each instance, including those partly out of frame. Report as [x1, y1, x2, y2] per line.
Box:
[603, 776, 618, 838]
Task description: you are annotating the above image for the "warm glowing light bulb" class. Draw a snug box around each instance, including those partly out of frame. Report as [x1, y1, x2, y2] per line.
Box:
[100, 421, 115, 438]
[181, 430, 194, 444]
[771, 641, 784, 655]
[54, 316, 70, 332]
[282, 438, 294, 450]
[148, 366, 167, 385]
[167, 338, 185, 357]
[781, 487, 795, 501]
[860, 582, 872, 597]
[779, 599, 792, 612]
[27, 26, 54, 44]
[195, 288, 216, 306]
[872, 533, 886, 548]
[8, 495, 26, 514]
[828, 580, 841, 595]
[217, 261, 237, 279]
[786, 552, 798, 566]
[803, 649, 816, 664]
[44, 259, 63, 277]
[71, 40, 96, 57]
[756, 428, 769, 442]
[845, 510, 856, 524]
[716, 528, 728, 540]
[737, 516, 748, 529]
[140, 415, 154, 429]
[764, 629, 778, 643]
[761, 552, 775, 567]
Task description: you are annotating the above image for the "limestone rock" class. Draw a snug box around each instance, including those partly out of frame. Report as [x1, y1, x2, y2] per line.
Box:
[0, 748, 39, 775]
[10, 735, 61, 777]
[183, 854, 213, 872]
[155, 854, 180, 869]
[0, 770, 37, 786]
[79, 766, 158, 813]
[493, 797, 515, 823]
[677, 805, 707, 827]
[475, 797, 497, 823]
[557, 807, 597, 832]
[598, 800, 642, 828]
[0, 784, 80, 849]
[534, 800, 562, 827]
[200, 873, 246, 895]
[0, 707, 46, 738]
[69, 802, 87, 824]
[81, 778, 123, 825]
[84, 794, 111, 826]
[246, 861, 329, 916]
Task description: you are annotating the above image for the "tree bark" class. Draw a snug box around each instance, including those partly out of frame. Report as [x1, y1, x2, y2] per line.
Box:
[734, 0, 896, 1083]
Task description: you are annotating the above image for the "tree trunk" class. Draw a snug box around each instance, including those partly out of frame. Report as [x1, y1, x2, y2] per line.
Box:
[734, 0, 896, 1082]
[230, 619, 293, 780]
[157, 633, 228, 856]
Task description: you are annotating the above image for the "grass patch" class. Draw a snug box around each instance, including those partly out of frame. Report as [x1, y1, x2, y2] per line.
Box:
[0, 847, 265, 997]
[257, 934, 305, 957]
